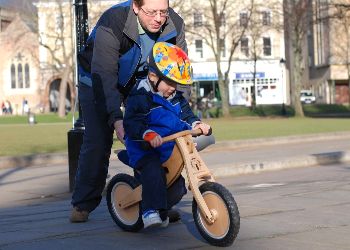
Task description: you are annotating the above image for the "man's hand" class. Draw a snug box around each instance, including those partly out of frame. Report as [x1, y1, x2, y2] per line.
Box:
[150, 135, 163, 148]
[114, 120, 125, 145]
[194, 123, 211, 135]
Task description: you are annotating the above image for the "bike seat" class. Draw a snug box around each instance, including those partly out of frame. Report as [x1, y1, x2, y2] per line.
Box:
[117, 150, 130, 167]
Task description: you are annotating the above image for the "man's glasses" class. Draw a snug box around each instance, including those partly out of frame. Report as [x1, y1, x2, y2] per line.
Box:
[140, 7, 169, 17]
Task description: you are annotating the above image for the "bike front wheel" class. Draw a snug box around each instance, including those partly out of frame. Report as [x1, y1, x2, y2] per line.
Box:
[192, 182, 240, 247]
[106, 173, 143, 232]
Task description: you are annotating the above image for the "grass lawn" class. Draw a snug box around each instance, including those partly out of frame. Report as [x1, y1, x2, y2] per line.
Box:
[1, 116, 349, 157]
[209, 104, 350, 118]
[1, 104, 349, 125]
[0, 112, 79, 125]
[206, 117, 350, 141]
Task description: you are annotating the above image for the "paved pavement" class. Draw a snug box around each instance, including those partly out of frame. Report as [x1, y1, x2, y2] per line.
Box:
[0, 132, 350, 249]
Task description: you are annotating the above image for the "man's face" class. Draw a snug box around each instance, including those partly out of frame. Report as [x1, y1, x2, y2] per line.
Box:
[133, 0, 168, 33]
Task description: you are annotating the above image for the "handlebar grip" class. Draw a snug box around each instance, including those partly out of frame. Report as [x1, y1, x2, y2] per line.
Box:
[141, 141, 152, 151]
[198, 127, 212, 136]
[207, 127, 212, 136]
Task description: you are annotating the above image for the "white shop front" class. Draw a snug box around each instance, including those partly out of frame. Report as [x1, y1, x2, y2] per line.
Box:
[191, 62, 226, 102]
[192, 60, 286, 106]
[228, 60, 286, 106]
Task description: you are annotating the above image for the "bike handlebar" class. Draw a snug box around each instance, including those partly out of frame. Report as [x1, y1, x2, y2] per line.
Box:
[141, 128, 212, 152]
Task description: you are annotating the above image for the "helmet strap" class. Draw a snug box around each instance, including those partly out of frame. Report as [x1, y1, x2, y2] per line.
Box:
[149, 77, 162, 93]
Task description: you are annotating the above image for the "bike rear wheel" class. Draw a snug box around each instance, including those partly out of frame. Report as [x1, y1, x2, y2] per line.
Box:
[106, 173, 143, 232]
[192, 182, 240, 247]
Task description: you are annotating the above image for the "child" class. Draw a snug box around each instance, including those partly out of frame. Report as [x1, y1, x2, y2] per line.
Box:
[123, 42, 211, 229]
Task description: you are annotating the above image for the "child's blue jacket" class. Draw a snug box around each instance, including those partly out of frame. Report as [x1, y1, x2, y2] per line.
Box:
[124, 79, 201, 168]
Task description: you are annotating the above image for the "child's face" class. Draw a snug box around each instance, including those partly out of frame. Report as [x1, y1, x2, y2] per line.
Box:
[157, 80, 177, 98]
[149, 72, 177, 98]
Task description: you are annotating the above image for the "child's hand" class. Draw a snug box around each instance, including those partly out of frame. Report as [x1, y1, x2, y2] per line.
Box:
[150, 135, 163, 148]
[144, 132, 163, 148]
[193, 123, 211, 135]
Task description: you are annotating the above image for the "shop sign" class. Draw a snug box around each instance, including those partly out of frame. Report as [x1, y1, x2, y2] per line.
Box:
[193, 73, 218, 80]
[235, 72, 265, 79]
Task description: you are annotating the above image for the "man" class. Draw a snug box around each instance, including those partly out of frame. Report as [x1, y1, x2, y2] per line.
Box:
[70, 0, 189, 223]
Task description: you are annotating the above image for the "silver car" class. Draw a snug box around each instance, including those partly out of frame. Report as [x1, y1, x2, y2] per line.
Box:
[300, 90, 316, 104]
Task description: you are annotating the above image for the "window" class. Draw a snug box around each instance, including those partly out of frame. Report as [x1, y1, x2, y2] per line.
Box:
[55, 41, 63, 60]
[56, 14, 64, 33]
[309, 55, 312, 67]
[240, 37, 249, 57]
[218, 12, 226, 27]
[193, 13, 203, 28]
[263, 37, 271, 56]
[25, 64, 30, 88]
[261, 11, 271, 26]
[10, 55, 30, 89]
[195, 39, 203, 58]
[11, 64, 16, 89]
[18, 64, 23, 88]
[318, 84, 323, 98]
[220, 38, 226, 57]
[239, 12, 249, 28]
[1, 20, 11, 32]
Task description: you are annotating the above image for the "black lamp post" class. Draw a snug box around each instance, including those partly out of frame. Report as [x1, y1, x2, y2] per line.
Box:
[280, 58, 286, 116]
[67, 0, 88, 192]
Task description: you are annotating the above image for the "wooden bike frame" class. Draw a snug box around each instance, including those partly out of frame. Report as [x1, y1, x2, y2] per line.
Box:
[116, 129, 216, 224]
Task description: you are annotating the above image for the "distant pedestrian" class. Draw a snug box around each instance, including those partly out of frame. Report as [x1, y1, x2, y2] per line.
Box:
[22, 97, 28, 115]
[196, 98, 203, 119]
[5, 100, 12, 115]
[1, 101, 6, 114]
[205, 99, 211, 119]
[207, 90, 214, 104]
[39, 104, 44, 113]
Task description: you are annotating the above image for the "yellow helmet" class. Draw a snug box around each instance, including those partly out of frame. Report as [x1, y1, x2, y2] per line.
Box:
[147, 42, 193, 85]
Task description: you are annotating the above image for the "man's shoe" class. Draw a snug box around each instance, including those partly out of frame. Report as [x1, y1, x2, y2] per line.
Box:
[159, 217, 169, 228]
[168, 209, 181, 223]
[69, 207, 89, 223]
[142, 209, 162, 229]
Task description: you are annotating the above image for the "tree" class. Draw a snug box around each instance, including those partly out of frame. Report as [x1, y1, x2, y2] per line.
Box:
[26, 0, 113, 118]
[182, 0, 255, 118]
[243, 6, 276, 111]
[24, 0, 75, 118]
[281, 0, 314, 117]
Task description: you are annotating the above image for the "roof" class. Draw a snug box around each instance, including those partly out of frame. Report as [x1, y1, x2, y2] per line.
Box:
[0, 0, 37, 13]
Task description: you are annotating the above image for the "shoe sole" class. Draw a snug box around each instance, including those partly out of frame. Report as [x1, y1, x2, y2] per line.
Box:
[144, 222, 162, 229]
[69, 218, 88, 223]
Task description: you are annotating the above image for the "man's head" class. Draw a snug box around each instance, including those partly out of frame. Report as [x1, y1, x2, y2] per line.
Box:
[133, 0, 169, 33]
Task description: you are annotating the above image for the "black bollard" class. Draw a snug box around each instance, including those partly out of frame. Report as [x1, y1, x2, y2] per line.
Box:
[68, 0, 88, 192]
[68, 128, 84, 192]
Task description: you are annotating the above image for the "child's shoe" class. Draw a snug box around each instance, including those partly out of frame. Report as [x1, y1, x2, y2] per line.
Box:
[142, 209, 162, 229]
[159, 217, 169, 228]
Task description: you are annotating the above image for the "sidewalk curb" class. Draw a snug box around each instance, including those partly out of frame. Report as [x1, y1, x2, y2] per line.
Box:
[208, 151, 350, 178]
[1, 131, 350, 169]
[202, 130, 350, 152]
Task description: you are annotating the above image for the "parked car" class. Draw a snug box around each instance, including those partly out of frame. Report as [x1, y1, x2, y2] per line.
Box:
[300, 90, 316, 104]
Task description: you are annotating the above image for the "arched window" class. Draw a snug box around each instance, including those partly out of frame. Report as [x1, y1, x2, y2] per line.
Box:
[25, 63, 30, 88]
[11, 64, 16, 89]
[18, 64, 23, 88]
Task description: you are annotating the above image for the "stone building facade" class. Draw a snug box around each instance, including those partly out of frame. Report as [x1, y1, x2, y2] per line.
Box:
[0, 9, 41, 115]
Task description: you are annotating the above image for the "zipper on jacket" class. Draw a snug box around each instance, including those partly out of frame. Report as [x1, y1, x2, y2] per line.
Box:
[123, 31, 142, 88]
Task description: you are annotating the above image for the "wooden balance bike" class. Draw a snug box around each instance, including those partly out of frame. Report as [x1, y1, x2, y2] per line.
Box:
[106, 129, 240, 247]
